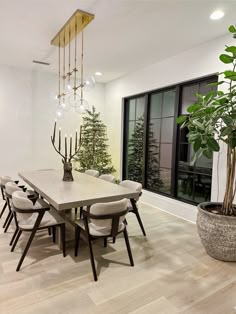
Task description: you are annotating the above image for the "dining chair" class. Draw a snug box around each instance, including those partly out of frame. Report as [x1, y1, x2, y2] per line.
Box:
[0, 176, 15, 220]
[12, 190, 66, 271]
[85, 169, 99, 177]
[99, 174, 116, 183]
[119, 180, 146, 236]
[74, 198, 134, 281]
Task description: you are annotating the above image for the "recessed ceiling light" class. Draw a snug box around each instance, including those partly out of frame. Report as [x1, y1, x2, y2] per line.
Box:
[95, 72, 102, 76]
[210, 10, 224, 20]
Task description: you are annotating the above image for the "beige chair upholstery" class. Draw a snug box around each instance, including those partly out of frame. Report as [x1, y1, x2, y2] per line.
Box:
[85, 169, 99, 178]
[5, 182, 21, 196]
[76, 199, 128, 236]
[0, 176, 14, 186]
[99, 174, 116, 183]
[119, 180, 142, 202]
[12, 191, 64, 229]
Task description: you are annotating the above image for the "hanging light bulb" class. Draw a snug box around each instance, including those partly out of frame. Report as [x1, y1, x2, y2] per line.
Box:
[68, 92, 80, 108]
[75, 98, 89, 114]
[55, 105, 64, 120]
[60, 96, 70, 112]
[83, 76, 95, 92]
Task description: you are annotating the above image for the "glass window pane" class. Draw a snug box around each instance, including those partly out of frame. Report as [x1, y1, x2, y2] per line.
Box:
[128, 99, 135, 120]
[149, 119, 161, 142]
[177, 171, 194, 201]
[150, 93, 162, 118]
[127, 116, 144, 184]
[181, 84, 199, 114]
[136, 97, 145, 119]
[194, 175, 211, 202]
[160, 143, 172, 168]
[128, 121, 135, 140]
[161, 117, 174, 143]
[179, 127, 188, 143]
[162, 90, 176, 117]
[158, 168, 171, 194]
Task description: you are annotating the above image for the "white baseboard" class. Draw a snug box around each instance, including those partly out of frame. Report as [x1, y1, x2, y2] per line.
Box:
[140, 189, 197, 224]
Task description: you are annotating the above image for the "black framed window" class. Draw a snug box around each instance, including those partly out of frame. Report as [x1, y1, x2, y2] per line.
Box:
[123, 75, 217, 205]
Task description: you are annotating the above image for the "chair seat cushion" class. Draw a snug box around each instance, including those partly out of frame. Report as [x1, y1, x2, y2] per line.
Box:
[18, 206, 64, 230]
[75, 219, 125, 236]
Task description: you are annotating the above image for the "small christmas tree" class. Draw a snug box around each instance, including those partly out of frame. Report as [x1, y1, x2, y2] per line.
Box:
[74, 106, 115, 174]
[128, 115, 163, 188]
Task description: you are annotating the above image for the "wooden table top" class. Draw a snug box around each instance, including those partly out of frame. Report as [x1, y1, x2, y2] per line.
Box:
[19, 169, 139, 210]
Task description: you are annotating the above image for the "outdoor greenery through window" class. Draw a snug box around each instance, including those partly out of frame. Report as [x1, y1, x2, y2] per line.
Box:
[123, 75, 217, 205]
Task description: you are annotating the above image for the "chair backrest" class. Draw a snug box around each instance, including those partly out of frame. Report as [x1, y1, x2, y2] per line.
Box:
[5, 182, 21, 198]
[85, 169, 99, 178]
[119, 180, 142, 201]
[0, 176, 14, 187]
[86, 199, 128, 236]
[99, 174, 116, 183]
[12, 190, 34, 220]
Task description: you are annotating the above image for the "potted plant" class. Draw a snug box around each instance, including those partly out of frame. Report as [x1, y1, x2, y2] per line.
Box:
[177, 25, 236, 261]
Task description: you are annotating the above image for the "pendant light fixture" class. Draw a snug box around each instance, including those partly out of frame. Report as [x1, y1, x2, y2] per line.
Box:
[51, 10, 95, 119]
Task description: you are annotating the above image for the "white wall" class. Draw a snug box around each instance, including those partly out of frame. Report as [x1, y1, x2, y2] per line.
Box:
[0, 66, 105, 178]
[0, 65, 33, 178]
[104, 33, 235, 221]
[31, 71, 105, 171]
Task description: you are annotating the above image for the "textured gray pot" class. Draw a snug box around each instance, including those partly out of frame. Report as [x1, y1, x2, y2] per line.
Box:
[197, 202, 236, 262]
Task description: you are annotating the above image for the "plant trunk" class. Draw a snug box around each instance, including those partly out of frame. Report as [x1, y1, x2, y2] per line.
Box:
[222, 147, 236, 215]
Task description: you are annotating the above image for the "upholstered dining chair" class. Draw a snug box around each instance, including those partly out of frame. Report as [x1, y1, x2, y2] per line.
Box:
[119, 180, 146, 236]
[12, 190, 66, 271]
[0, 176, 16, 220]
[99, 174, 116, 183]
[85, 169, 99, 177]
[74, 199, 134, 281]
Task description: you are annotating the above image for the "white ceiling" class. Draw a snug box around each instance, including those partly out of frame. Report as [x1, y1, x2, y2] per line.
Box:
[0, 0, 235, 83]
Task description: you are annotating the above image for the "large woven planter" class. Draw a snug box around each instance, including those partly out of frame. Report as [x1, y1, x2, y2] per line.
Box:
[197, 202, 236, 262]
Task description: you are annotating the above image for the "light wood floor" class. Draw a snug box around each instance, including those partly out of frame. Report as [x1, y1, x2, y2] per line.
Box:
[0, 200, 236, 314]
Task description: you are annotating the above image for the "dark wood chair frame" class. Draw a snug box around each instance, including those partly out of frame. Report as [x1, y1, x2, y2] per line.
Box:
[11, 202, 66, 271]
[0, 181, 19, 220]
[74, 207, 134, 281]
[129, 193, 146, 236]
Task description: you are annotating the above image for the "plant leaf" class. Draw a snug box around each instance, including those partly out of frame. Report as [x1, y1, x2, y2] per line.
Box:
[229, 25, 236, 33]
[225, 46, 236, 56]
[193, 137, 202, 152]
[176, 115, 187, 124]
[222, 116, 233, 126]
[207, 137, 220, 152]
[203, 149, 213, 159]
[224, 70, 236, 81]
[207, 81, 225, 87]
[187, 103, 202, 113]
[192, 120, 204, 130]
[220, 54, 234, 64]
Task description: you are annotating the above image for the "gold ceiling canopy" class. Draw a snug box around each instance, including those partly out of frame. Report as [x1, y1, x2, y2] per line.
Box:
[51, 9, 94, 47]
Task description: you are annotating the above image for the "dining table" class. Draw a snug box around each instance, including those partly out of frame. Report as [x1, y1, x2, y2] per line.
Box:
[18, 169, 139, 211]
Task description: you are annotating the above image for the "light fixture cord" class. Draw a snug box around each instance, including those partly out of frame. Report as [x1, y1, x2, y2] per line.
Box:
[74, 19, 77, 100]
[68, 26, 71, 80]
[58, 39, 61, 104]
[63, 31, 65, 98]
[81, 29, 84, 100]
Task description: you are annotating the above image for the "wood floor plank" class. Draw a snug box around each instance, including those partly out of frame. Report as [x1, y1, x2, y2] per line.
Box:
[0, 199, 236, 314]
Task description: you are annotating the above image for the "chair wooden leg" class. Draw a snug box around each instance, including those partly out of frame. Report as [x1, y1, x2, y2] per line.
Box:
[74, 226, 80, 257]
[123, 228, 134, 266]
[60, 224, 66, 257]
[10, 227, 19, 246]
[3, 210, 11, 228]
[130, 199, 146, 236]
[104, 237, 107, 247]
[4, 212, 13, 233]
[11, 230, 22, 252]
[87, 237, 97, 281]
[0, 202, 7, 219]
[52, 226, 56, 243]
[48, 227, 51, 236]
[16, 228, 37, 271]
[79, 207, 83, 218]
[112, 237, 116, 244]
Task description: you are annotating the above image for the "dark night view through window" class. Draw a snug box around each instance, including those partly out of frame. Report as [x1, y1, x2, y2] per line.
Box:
[123, 75, 217, 205]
